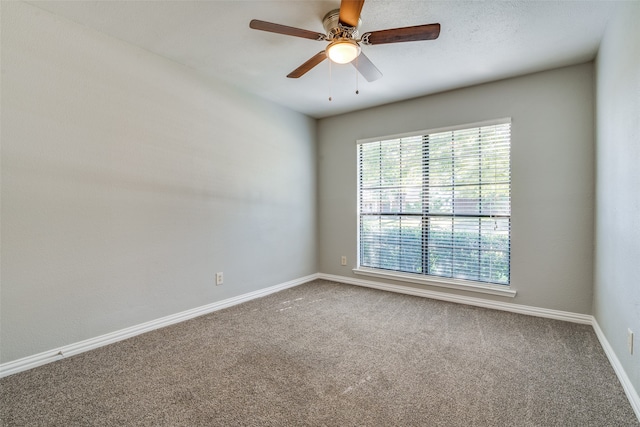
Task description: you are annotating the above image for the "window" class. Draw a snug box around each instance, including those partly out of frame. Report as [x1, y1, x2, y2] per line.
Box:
[357, 119, 511, 288]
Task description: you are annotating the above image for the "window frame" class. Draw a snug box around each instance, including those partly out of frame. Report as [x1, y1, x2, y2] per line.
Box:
[354, 118, 515, 298]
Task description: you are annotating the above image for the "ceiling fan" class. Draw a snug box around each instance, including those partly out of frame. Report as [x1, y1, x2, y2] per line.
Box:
[249, 0, 440, 82]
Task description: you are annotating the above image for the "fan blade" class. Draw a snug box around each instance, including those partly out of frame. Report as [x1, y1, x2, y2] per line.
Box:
[339, 0, 365, 28]
[287, 51, 327, 78]
[250, 20, 326, 41]
[352, 52, 382, 82]
[362, 23, 440, 45]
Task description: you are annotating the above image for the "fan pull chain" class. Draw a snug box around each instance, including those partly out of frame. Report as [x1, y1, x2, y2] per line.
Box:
[328, 60, 333, 102]
[355, 57, 359, 95]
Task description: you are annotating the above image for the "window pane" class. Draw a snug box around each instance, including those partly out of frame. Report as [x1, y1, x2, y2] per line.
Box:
[358, 120, 511, 286]
[360, 215, 423, 273]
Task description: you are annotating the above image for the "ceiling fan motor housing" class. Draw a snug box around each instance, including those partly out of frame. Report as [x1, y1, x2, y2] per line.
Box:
[322, 9, 361, 40]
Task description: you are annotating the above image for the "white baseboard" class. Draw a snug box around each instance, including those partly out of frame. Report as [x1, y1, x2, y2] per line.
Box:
[0, 273, 319, 378]
[592, 320, 640, 421]
[318, 273, 592, 324]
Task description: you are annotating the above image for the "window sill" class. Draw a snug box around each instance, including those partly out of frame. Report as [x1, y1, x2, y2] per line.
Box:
[352, 267, 517, 298]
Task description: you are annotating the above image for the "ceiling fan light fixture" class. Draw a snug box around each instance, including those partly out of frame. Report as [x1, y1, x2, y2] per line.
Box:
[326, 39, 361, 64]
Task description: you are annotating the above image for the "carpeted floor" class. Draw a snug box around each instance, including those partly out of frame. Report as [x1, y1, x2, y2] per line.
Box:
[1, 279, 638, 426]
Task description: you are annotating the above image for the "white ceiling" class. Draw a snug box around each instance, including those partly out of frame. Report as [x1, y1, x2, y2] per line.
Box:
[27, 0, 620, 118]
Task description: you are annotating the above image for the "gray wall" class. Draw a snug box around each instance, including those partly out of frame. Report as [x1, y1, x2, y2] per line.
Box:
[318, 63, 595, 314]
[594, 1, 640, 397]
[1, 2, 317, 363]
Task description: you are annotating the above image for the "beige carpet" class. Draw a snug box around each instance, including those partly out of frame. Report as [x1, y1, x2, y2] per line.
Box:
[1, 279, 638, 426]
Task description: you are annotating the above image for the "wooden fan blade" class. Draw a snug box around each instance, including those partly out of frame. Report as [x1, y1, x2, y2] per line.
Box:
[250, 20, 326, 41]
[362, 23, 440, 45]
[352, 51, 382, 82]
[287, 51, 327, 78]
[339, 0, 365, 27]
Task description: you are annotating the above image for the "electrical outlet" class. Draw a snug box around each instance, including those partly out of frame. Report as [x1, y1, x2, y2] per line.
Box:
[341, 256, 347, 266]
[216, 272, 224, 286]
[628, 329, 634, 355]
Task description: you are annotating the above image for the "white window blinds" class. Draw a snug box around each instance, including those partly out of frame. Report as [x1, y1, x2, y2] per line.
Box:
[358, 120, 511, 285]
